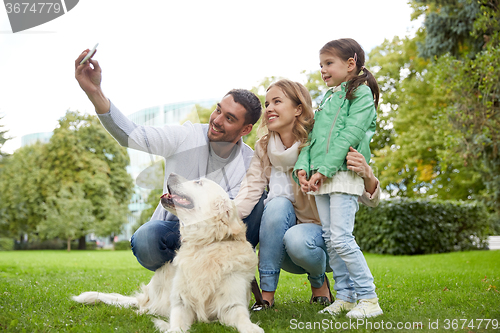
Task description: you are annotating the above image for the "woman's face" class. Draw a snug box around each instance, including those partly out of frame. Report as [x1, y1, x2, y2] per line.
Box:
[264, 86, 301, 136]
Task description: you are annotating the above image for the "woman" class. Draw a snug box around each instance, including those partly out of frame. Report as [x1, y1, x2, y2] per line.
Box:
[234, 79, 380, 310]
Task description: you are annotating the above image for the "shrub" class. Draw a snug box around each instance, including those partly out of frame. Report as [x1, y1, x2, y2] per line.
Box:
[13, 239, 97, 250]
[0, 237, 14, 251]
[114, 240, 131, 251]
[355, 199, 490, 255]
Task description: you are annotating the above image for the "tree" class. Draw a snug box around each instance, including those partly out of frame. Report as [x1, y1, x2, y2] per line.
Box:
[430, 1, 500, 214]
[302, 70, 329, 108]
[0, 143, 48, 239]
[0, 115, 10, 159]
[41, 111, 134, 248]
[411, 0, 482, 59]
[37, 183, 95, 251]
[367, 34, 485, 200]
[0, 111, 134, 246]
[135, 187, 163, 232]
[413, 0, 500, 214]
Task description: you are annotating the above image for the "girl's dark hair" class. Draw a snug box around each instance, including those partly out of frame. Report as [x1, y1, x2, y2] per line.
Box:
[320, 38, 380, 109]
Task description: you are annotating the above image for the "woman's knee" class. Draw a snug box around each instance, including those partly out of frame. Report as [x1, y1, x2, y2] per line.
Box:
[261, 197, 295, 230]
[283, 224, 326, 262]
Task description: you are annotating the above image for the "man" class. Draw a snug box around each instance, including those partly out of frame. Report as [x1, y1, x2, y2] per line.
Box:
[74, 49, 265, 271]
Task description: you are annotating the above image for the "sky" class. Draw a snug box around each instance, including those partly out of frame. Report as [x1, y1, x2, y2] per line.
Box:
[0, 0, 422, 154]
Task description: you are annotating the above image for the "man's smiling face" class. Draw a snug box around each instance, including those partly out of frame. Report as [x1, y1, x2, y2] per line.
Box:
[207, 94, 251, 144]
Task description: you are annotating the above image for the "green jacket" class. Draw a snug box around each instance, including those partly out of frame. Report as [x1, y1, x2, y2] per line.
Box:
[293, 82, 377, 182]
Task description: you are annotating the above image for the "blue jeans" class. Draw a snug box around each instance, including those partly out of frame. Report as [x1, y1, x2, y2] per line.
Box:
[315, 193, 377, 302]
[258, 197, 331, 292]
[131, 192, 266, 271]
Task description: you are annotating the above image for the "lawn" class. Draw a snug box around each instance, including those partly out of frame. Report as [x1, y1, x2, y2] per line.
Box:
[1, 250, 499, 332]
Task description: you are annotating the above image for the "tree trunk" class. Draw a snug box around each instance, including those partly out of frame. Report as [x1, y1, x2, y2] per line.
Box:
[67, 238, 71, 252]
[78, 236, 86, 250]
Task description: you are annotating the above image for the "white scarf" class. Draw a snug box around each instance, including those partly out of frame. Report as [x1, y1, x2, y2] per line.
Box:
[264, 133, 300, 205]
[267, 133, 300, 172]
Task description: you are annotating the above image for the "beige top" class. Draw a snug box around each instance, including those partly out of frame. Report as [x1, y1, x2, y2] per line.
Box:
[234, 137, 381, 225]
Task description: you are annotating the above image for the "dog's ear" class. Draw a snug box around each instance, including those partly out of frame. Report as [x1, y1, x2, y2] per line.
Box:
[215, 198, 246, 240]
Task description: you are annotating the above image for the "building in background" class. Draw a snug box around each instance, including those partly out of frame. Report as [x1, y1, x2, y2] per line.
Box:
[21, 98, 217, 246]
[21, 132, 53, 146]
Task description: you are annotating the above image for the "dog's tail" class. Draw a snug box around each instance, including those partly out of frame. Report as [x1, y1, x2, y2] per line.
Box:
[72, 292, 138, 307]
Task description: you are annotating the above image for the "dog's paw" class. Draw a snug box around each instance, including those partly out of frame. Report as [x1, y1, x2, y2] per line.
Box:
[166, 328, 186, 333]
[239, 323, 264, 333]
[152, 318, 170, 332]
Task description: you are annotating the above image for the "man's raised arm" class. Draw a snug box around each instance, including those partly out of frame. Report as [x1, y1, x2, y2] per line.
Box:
[75, 49, 110, 114]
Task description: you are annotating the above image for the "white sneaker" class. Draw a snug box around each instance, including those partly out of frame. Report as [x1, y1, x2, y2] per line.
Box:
[318, 299, 356, 315]
[346, 298, 383, 318]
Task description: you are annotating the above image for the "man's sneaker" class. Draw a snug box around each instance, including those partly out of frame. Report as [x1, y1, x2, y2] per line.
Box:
[346, 298, 383, 318]
[318, 299, 356, 315]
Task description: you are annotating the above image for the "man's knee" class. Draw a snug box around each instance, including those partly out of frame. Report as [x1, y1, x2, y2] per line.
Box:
[131, 220, 180, 271]
[242, 191, 267, 247]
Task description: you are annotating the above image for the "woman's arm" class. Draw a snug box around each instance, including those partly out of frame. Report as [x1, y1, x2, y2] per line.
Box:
[233, 143, 269, 219]
[347, 147, 381, 207]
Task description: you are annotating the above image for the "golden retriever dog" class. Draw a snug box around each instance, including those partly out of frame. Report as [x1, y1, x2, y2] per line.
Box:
[73, 173, 263, 333]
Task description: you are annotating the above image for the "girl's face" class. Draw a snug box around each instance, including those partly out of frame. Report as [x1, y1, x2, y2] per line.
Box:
[264, 86, 302, 136]
[319, 52, 353, 87]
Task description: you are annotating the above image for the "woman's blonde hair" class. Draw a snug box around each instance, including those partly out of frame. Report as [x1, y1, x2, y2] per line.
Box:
[257, 79, 315, 155]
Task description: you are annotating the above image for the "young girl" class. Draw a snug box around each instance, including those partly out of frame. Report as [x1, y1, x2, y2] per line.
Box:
[234, 79, 334, 309]
[294, 38, 383, 318]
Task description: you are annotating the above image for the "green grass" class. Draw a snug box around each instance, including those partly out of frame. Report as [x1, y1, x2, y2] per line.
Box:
[1, 250, 499, 332]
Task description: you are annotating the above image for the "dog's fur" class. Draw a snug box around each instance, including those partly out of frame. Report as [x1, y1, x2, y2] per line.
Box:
[73, 173, 263, 333]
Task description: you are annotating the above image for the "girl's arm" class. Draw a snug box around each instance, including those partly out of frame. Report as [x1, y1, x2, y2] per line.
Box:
[233, 143, 269, 219]
[317, 85, 376, 178]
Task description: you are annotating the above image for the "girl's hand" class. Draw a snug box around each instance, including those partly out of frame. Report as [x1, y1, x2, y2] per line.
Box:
[297, 170, 310, 193]
[308, 172, 326, 192]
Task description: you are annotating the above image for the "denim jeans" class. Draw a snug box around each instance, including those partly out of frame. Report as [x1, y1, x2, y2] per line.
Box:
[258, 197, 332, 291]
[131, 192, 266, 271]
[315, 193, 377, 302]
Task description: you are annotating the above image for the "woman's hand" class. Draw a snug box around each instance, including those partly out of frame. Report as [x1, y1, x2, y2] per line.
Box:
[346, 147, 378, 194]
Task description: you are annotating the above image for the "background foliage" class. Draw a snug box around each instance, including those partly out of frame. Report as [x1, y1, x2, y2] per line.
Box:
[365, 0, 499, 231]
[355, 198, 490, 255]
[0, 115, 9, 159]
[1, 0, 499, 250]
[0, 111, 134, 250]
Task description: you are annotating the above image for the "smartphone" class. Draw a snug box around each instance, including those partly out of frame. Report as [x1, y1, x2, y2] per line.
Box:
[80, 43, 99, 65]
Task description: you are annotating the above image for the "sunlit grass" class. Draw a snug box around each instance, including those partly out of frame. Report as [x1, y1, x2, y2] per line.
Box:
[1, 250, 499, 332]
